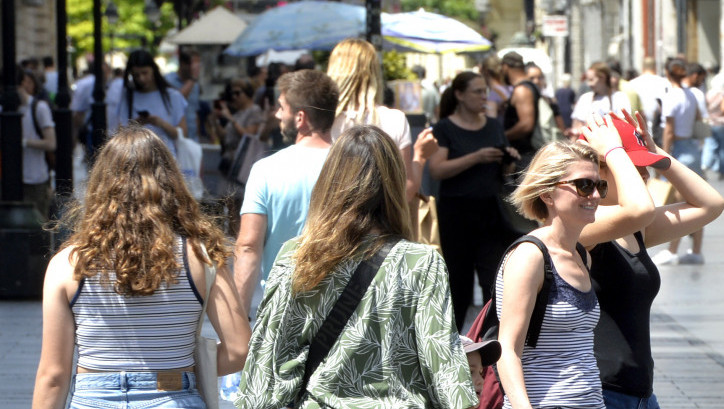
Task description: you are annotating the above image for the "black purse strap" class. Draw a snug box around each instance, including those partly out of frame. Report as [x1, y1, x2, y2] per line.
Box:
[297, 238, 400, 403]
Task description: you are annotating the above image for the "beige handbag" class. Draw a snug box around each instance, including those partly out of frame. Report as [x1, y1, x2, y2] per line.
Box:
[647, 177, 675, 206]
[195, 244, 219, 409]
[409, 193, 442, 253]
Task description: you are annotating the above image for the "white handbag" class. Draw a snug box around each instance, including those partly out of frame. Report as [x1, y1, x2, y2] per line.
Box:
[194, 244, 219, 409]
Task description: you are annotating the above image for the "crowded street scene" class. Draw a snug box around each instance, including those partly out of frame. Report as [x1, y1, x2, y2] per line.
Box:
[3, 0, 724, 408]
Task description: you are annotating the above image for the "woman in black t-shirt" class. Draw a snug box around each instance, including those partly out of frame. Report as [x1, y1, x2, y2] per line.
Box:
[428, 72, 520, 330]
[579, 111, 724, 408]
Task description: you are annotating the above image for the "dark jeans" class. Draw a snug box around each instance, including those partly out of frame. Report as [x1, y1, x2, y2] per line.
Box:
[438, 195, 518, 330]
[603, 389, 660, 409]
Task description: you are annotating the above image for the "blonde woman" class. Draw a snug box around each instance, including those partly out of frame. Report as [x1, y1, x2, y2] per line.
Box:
[32, 127, 250, 409]
[571, 62, 631, 136]
[496, 141, 606, 409]
[236, 125, 478, 409]
[327, 38, 437, 201]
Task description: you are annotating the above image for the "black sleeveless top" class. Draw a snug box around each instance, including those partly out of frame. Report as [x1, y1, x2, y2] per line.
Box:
[589, 231, 661, 397]
[503, 80, 539, 155]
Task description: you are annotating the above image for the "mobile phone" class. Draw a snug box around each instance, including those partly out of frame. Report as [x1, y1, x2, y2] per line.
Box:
[496, 145, 515, 165]
[137, 110, 150, 118]
[213, 99, 223, 110]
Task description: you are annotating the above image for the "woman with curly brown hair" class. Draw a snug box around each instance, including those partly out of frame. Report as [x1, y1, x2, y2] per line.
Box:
[32, 126, 250, 409]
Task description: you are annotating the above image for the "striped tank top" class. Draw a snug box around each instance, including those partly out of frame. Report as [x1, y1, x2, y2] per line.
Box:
[495, 252, 604, 409]
[70, 236, 203, 371]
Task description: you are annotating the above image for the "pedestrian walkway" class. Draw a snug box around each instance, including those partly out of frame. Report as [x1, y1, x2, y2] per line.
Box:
[4, 179, 724, 408]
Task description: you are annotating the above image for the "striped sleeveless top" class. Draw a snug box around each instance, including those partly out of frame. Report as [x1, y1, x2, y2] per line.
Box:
[495, 250, 604, 409]
[70, 236, 204, 371]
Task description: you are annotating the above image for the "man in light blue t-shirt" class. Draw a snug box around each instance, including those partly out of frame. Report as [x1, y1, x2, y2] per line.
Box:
[234, 69, 339, 313]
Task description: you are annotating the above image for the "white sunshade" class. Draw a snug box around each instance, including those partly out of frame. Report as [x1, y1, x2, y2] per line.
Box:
[169, 6, 247, 45]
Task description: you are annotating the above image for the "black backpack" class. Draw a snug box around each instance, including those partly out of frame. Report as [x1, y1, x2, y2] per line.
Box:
[29, 96, 56, 170]
[467, 235, 587, 409]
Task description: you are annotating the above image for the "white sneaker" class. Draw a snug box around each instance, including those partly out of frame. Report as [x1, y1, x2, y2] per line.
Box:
[651, 249, 679, 266]
[678, 250, 705, 265]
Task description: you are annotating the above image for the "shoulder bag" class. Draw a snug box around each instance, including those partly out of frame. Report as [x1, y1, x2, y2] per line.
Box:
[292, 238, 400, 407]
[409, 193, 441, 253]
[195, 243, 219, 409]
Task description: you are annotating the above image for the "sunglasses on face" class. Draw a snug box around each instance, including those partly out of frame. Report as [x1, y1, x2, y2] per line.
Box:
[555, 178, 608, 198]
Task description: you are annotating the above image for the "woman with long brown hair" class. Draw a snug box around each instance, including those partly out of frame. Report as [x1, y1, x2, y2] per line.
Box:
[235, 125, 479, 409]
[32, 126, 250, 409]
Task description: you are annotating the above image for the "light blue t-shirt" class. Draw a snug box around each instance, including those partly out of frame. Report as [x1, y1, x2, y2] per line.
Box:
[240, 144, 330, 280]
[118, 88, 187, 156]
[165, 72, 200, 141]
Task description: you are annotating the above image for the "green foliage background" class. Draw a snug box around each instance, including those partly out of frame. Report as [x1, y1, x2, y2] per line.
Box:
[400, 0, 479, 22]
[382, 50, 413, 81]
[66, 0, 176, 63]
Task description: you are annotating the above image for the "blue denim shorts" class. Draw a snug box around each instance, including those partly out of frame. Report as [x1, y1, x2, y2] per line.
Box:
[69, 371, 206, 409]
[672, 138, 703, 176]
[603, 389, 660, 409]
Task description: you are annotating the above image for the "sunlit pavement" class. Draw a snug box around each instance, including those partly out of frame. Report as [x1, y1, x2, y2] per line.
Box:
[4, 176, 724, 408]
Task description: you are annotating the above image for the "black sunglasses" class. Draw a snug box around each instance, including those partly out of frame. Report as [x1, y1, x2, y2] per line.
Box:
[555, 178, 608, 198]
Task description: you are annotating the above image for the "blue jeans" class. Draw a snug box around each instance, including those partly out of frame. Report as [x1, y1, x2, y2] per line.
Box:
[603, 389, 660, 409]
[701, 125, 724, 173]
[69, 371, 206, 409]
[672, 138, 703, 176]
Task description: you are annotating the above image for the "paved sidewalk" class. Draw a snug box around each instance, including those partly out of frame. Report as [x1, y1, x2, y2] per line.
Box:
[5, 179, 724, 408]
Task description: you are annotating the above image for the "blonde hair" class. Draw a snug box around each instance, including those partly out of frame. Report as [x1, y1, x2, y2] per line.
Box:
[510, 142, 599, 222]
[61, 126, 231, 296]
[292, 125, 412, 293]
[327, 38, 383, 125]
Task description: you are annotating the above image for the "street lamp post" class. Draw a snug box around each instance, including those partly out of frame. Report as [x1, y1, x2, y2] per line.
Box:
[1, 0, 23, 202]
[105, 1, 119, 58]
[55, 0, 73, 197]
[90, 0, 107, 161]
[0, 0, 51, 299]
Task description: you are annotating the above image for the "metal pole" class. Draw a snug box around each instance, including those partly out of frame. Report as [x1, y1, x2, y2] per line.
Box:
[365, 0, 382, 51]
[55, 0, 73, 197]
[676, 0, 687, 55]
[90, 0, 107, 160]
[1, 0, 23, 201]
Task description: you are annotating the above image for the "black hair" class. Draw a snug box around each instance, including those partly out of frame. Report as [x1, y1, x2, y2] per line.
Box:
[524, 62, 540, 73]
[439, 71, 482, 119]
[42, 56, 54, 68]
[123, 49, 172, 114]
[686, 62, 705, 77]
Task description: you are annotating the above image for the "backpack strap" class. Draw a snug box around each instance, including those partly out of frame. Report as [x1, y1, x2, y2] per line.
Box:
[296, 237, 401, 405]
[30, 97, 43, 137]
[575, 242, 588, 268]
[490, 234, 553, 348]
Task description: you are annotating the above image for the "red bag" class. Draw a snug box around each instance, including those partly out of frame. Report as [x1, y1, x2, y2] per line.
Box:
[465, 235, 565, 409]
[466, 300, 504, 409]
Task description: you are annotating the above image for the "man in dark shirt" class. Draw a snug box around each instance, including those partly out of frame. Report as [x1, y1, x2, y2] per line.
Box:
[555, 73, 576, 129]
[501, 52, 538, 162]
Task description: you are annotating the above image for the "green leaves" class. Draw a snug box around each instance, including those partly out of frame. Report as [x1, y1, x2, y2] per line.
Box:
[66, 0, 178, 62]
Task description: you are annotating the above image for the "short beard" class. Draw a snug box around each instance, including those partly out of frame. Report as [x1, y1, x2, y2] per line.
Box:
[280, 118, 298, 144]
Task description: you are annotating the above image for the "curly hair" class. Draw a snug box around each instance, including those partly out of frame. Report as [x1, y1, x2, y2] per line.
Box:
[292, 125, 412, 293]
[60, 126, 231, 296]
[510, 141, 600, 222]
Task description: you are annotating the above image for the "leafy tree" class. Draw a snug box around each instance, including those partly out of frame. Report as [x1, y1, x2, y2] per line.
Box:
[382, 50, 413, 81]
[66, 0, 177, 64]
[400, 0, 479, 23]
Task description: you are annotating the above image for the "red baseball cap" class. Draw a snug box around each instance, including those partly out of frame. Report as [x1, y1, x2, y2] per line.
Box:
[610, 118, 671, 170]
